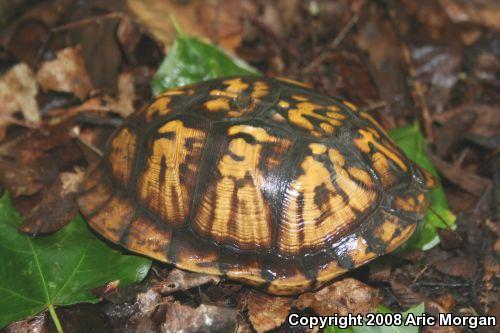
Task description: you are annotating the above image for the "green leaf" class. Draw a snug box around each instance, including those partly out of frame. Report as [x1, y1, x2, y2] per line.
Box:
[389, 123, 456, 250]
[0, 193, 152, 329]
[152, 36, 260, 95]
[352, 303, 425, 333]
[327, 303, 425, 333]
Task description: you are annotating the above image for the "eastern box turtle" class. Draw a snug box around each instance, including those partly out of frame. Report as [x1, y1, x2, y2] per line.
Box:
[76, 76, 435, 295]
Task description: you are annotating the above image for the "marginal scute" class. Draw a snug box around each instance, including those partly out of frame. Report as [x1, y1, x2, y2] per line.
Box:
[138, 119, 206, 226]
[87, 194, 134, 242]
[76, 168, 113, 216]
[122, 214, 171, 262]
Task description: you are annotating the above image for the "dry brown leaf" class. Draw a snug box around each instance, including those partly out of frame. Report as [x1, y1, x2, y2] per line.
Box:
[432, 255, 478, 279]
[439, 0, 500, 32]
[430, 155, 492, 196]
[158, 268, 220, 294]
[245, 290, 292, 333]
[296, 278, 378, 316]
[127, 0, 243, 52]
[36, 47, 92, 100]
[19, 168, 84, 234]
[163, 302, 237, 333]
[0, 63, 40, 126]
[103, 72, 136, 117]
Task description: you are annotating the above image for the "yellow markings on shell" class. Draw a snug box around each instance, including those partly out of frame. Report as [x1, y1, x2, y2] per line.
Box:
[348, 167, 373, 187]
[276, 77, 311, 88]
[394, 195, 418, 212]
[146, 96, 172, 120]
[108, 128, 137, 184]
[251, 81, 269, 99]
[309, 143, 327, 155]
[288, 102, 345, 135]
[343, 100, 358, 111]
[279, 156, 349, 255]
[348, 237, 377, 265]
[223, 78, 249, 93]
[328, 148, 345, 166]
[194, 126, 281, 250]
[279, 100, 290, 108]
[371, 152, 395, 187]
[292, 95, 308, 101]
[204, 98, 231, 112]
[354, 128, 408, 171]
[279, 149, 377, 255]
[139, 120, 206, 226]
[320, 123, 334, 134]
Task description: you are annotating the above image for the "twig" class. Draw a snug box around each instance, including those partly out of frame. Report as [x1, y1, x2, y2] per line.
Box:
[330, 14, 359, 49]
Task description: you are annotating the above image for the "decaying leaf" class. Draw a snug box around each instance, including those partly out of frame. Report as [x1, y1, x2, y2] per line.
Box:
[296, 278, 378, 316]
[430, 155, 492, 196]
[103, 72, 136, 117]
[0, 63, 40, 130]
[127, 0, 243, 52]
[245, 290, 292, 333]
[36, 47, 92, 100]
[432, 255, 478, 279]
[158, 268, 220, 294]
[163, 302, 237, 333]
[439, 0, 500, 32]
[18, 168, 84, 234]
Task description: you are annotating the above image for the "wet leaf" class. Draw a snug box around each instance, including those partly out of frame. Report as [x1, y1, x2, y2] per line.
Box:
[0, 193, 152, 329]
[163, 302, 237, 333]
[296, 278, 378, 316]
[326, 303, 425, 333]
[157, 268, 220, 294]
[127, 0, 243, 52]
[152, 35, 258, 95]
[0, 63, 40, 137]
[389, 123, 456, 250]
[246, 290, 292, 333]
[36, 47, 92, 100]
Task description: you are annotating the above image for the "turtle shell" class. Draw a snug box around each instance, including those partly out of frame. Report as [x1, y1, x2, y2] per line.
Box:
[76, 76, 435, 295]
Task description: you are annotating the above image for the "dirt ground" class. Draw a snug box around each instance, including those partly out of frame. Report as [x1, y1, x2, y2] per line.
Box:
[0, 0, 498, 332]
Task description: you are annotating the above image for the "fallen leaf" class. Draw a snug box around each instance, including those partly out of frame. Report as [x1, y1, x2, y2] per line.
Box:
[69, 16, 122, 95]
[0, 63, 40, 126]
[0, 193, 152, 329]
[433, 254, 478, 279]
[245, 290, 292, 333]
[127, 0, 243, 52]
[163, 302, 237, 333]
[439, 0, 500, 32]
[103, 72, 136, 117]
[354, 3, 414, 119]
[157, 268, 220, 294]
[390, 280, 423, 309]
[296, 278, 378, 316]
[3, 313, 47, 333]
[152, 35, 258, 95]
[430, 155, 492, 196]
[135, 289, 162, 316]
[36, 47, 92, 100]
[18, 168, 85, 235]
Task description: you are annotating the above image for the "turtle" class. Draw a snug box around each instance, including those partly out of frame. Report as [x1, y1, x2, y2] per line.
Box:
[76, 76, 435, 295]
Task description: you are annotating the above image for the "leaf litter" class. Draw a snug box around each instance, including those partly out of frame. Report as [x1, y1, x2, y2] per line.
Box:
[0, 0, 499, 332]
